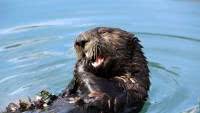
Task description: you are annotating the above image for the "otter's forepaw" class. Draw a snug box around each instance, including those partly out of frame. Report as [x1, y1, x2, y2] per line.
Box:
[84, 91, 109, 104]
[88, 91, 105, 99]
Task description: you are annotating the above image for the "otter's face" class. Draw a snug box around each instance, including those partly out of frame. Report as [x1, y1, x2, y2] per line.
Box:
[74, 27, 134, 69]
[74, 31, 114, 68]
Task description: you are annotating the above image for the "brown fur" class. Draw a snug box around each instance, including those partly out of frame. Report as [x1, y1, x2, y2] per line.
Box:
[63, 27, 150, 113]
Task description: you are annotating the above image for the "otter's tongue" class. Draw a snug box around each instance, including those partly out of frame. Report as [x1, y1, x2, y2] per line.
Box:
[91, 56, 104, 67]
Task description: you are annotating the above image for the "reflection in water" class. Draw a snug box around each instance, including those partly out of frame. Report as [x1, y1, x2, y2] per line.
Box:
[0, 0, 200, 113]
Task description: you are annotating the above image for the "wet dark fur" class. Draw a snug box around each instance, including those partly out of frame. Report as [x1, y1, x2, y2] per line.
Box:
[60, 27, 150, 113]
[4, 27, 150, 113]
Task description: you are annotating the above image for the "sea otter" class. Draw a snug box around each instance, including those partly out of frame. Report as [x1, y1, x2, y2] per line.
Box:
[4, 27, 150, 113]
[58, 27, 150, 113]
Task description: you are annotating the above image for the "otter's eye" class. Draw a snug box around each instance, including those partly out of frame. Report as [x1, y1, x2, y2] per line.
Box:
[75, 40, 88, 48]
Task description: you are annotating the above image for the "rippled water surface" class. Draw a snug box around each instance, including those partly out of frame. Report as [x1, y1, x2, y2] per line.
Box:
[0, 0, 200, 113]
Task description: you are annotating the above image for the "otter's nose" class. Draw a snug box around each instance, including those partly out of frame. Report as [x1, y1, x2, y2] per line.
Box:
[75, 40, 88, 47]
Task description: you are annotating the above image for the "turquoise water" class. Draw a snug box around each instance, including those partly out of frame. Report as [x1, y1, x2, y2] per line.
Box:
[0, 0, 200, 113]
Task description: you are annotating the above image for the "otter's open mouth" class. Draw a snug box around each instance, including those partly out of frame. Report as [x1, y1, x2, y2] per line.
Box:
[91, 56, 105, 68]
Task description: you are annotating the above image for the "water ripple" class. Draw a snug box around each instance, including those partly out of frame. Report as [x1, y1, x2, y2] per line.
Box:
[0, 35, 65, 53]
[4, 44, 22, 49]
[0, 18, 94, 35]
[9, 86, 28, 96]
[8, 51, 65, 63]
[149, 61, 179, 76]
[0, 75, 20, 84]
[134, 32, 200, 42]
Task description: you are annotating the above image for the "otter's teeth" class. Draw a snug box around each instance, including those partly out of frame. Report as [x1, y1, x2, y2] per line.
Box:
[92, 57, 104, 67]
[92, 62, 99, 67]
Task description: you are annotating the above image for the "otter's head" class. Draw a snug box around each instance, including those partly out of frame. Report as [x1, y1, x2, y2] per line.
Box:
[74, 27, 137, 70]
